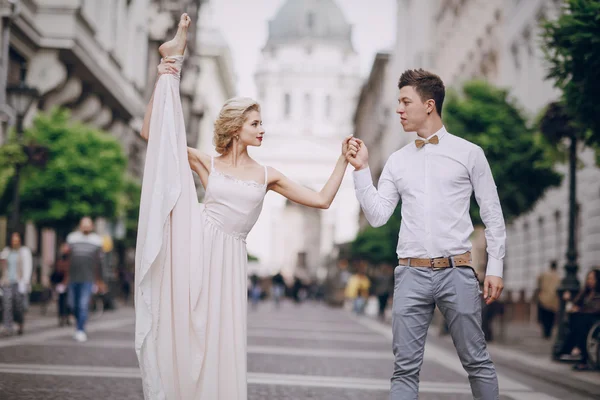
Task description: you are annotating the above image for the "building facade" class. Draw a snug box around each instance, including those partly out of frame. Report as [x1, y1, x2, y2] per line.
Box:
[0, 0, 204, 282]
[248, 0, 363, 279]
[432, 0, 600, 298]
[193, 0, 235, 171]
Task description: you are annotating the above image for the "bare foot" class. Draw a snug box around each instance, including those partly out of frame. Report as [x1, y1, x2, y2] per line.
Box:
[158, 13, 192, 58]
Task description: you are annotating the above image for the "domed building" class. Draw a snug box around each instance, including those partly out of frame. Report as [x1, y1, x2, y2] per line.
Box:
[247, 0, 362, 280]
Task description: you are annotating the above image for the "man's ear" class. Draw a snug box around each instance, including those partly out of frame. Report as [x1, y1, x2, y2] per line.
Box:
[426, 99, 435, 115]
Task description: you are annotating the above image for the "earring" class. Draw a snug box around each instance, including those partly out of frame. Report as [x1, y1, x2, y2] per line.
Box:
[235, 135, 239, 140]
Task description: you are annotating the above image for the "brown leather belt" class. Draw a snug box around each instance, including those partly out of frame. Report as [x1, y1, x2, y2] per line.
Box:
[398, 252, 472, 268]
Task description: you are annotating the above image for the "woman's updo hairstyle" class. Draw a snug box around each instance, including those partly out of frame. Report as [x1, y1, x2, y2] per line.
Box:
[213, 97, 261, 155]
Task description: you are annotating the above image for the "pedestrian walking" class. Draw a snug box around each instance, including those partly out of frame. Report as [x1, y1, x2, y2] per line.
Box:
[66, 217, 103, 342]
[249, 274, 262, 310]
[373, 264, 393, 320]
[50, 243, 71, 327]
[0, 232, 32, 336]
[271, 271, 285, 308]
[344, 265, 370, 315]
[535, 260, 561, 339]
[346, 68, 505, 399]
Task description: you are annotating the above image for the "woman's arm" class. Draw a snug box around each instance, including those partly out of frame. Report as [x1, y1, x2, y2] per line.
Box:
[187, 147, 211, 189]
[269, 154, 349, 209]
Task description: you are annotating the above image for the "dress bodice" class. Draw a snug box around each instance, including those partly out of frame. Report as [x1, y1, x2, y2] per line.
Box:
[202, 157, 267, 241]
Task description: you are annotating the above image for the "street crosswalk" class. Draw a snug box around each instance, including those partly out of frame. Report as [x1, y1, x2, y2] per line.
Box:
[0, 302, 595, 399]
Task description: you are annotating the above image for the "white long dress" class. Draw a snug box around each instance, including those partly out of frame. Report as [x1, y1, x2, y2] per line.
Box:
[135, 55, 267, 400]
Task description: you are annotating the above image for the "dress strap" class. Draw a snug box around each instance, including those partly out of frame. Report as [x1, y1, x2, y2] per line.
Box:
[263, 165, 268, 186]
[210, 156, 214, 172]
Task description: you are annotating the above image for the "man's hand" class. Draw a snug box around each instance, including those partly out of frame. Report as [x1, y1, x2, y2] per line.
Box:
[341, 135, 353, 158]
[483, 275, 504, 305]
[345, 138, 369, 170]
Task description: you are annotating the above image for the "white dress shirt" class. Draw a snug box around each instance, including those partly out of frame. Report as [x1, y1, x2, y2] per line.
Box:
[353, 126, 506, 277]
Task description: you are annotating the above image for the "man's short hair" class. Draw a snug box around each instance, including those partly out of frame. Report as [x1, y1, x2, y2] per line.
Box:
[398, 69, 445, 117]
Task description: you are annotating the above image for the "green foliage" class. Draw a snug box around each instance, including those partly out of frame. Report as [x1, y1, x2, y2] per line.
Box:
[443, 80, 562, 224]
[0, 132, 26, 200]
[350, 205, 401, 265]
[542, 0, 600, 146]
[17, 109, 127, 233]
[120, 176, 142, 248]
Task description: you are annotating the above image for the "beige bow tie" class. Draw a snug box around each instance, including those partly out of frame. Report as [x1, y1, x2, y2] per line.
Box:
[415, 135, 439, 149]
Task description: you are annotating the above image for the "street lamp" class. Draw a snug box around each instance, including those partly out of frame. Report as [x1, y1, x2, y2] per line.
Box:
[539, 101, 582, 360]
[552, 130, 581, 359]
[6, 62, 39, 234]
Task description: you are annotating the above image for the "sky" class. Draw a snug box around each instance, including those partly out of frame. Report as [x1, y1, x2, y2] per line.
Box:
[211, 0, 397, 97]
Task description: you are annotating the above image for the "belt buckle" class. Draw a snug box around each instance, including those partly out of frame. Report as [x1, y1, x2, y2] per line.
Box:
[431, 256, 450, 271]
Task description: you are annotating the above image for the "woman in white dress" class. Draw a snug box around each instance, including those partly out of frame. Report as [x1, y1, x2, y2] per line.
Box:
[135, 14, 355, 400]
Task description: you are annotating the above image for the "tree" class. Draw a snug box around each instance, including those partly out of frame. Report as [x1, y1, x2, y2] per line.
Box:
[0, 135, 26, 212]
[542, 0, 600, 146]
[443, 80, 562, 224]
[16, 109, 127, 236]
[120, 176, 142, 249]
[350, 205, 401, 265]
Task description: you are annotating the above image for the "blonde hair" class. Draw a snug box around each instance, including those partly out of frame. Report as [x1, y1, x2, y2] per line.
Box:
[213, 97, 261, 154]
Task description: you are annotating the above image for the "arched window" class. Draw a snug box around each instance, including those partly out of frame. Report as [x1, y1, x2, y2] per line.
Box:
[538, 216, 545, 270]
[554, 210, 561, 260]
[306, 12, 315, 30]
[284, 93, 291, 117]
[304, 93, 312, 117]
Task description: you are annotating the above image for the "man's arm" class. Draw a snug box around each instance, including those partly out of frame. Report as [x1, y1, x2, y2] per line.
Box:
[470, 147, 506, 276]
[348, 140, 400, 227]
[470, 147, 506, 304]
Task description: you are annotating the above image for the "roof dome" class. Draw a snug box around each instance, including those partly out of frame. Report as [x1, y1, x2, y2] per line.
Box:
[266, 0, 353, 49]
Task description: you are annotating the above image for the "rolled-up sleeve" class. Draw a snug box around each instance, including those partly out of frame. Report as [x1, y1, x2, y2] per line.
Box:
[470, 147, 506, 278]
[353, 160, 400, 228]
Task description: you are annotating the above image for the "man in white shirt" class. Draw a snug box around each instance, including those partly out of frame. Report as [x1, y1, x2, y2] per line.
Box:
[346, 69, 505, 399]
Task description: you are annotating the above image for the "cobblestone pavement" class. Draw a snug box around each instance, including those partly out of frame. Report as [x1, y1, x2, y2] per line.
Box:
[0, 301, 597, 399]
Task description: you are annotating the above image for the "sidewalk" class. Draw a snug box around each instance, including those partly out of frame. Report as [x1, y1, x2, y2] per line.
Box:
[485, 321, 600, 399]
[428, 313, 600, 398]
[1, 298, 124, 338]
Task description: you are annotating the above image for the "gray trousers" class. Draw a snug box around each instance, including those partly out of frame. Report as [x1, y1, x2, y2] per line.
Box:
[391, 265, 499, 400]
[2, 283, 24, 329]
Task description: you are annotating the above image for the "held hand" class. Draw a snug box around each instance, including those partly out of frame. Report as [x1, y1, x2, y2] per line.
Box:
[345, 138, 368, 170]
[483, 275, 504, 305]
[341, 135, 353, 158]
[157, 58, 179, 75]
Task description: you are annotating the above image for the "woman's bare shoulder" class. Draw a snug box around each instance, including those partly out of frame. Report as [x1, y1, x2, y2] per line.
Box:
[187, 148, 211, 169]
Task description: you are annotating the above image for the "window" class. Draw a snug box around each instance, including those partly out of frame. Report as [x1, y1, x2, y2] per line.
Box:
[538, 217, 545, 270]
[306, 12, 315, 30]
[554, 211, 561, 260]
[523, 222, 531, 284]
[325, 95, 332, 118]
[304, 93, 312, 117]
[284, 93, 291, 117]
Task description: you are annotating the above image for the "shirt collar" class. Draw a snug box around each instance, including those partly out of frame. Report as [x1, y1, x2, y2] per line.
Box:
[430, 125, 448, 141]
[414, 126, 448, 143]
